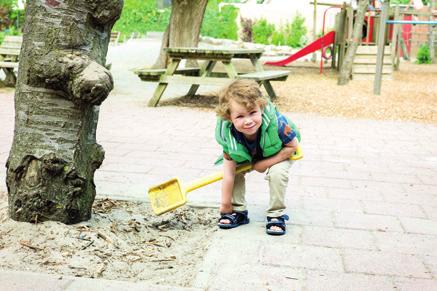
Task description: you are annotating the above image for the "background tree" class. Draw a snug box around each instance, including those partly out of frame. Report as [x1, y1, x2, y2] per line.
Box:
[6, 0, 123, 224]
[338, 0, 370, 85]
[153, 0, 208, 69]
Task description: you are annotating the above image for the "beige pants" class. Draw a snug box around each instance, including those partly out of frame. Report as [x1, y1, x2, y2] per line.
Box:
[231, 159, 294, 217]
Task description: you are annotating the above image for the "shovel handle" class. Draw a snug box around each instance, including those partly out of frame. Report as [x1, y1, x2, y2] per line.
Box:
[184, 146, 303, 194]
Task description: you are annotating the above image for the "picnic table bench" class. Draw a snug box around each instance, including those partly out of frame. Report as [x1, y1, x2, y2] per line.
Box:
[110, 31, 121, 45]
[135, 47, 290, 107]
[0, 35, 22, 86]
[134, 67, 201, 81]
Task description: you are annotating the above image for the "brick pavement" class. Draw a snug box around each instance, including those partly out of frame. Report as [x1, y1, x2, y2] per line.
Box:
[0, 38, 437, 290]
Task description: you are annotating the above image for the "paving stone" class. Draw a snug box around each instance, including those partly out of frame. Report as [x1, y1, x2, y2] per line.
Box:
[302, 197, 363, 213]
[419, 174, 437, 186]
[300, 176, 353, 189]
[400, 217, 437, 235]
[305, 270, 395, 291]
[302, 226, 376, 250]
[260, 243, 343, 272]
[393, 278, 437, 291]
[383, 192, 437, 207]
[295, 185, 329, 199]
[342, 249, 431, 278]
[326, 187, 385, 202]
[292, 209, 334, 227]
[217, 221, 302, 244]
[67, 277, 199, 291]
[362, 200, 427, 218]
[334, 212, 403, 232]
[373, 232, 437, 257]
[422, 206, 437, 221]
[423, 255, 437, 278]
[194, 265, 305, 291]
[0, 270, 73, 291]
[402, 184, 437, 196]
[370, 172, 423, 184]
[351, 180, 405, 194]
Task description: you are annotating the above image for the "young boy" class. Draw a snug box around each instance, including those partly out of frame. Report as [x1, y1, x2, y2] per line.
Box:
[215, 79, 301, 236]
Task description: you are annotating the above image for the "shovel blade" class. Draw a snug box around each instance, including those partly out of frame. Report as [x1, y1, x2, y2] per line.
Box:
[147, 178, 187, 215]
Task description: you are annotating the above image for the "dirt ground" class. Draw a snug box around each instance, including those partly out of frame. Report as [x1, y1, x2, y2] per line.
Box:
[162, 61, 437, 124]
[0, 192, 217, 286]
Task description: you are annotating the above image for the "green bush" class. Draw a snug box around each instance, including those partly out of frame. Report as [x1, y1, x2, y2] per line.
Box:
[271, 29, 285, 46]
[253, 14, 307, 48]
[252, 18, 275, 44]
[0, 0, 16, 9]
[114, 0, 243, 41]
[8, 8, 24, 29]
[416, 44, 432, 64]
[201, 1, 239, 40]
[113, 0, 171, 40]
[391, 0, 429, 4]
[286, 14, 307, 48]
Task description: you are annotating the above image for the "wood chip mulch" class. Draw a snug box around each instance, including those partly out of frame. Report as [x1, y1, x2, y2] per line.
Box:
[162, 62, 437, 124]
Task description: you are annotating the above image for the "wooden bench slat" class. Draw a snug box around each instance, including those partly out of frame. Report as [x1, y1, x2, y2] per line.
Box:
[135, 67, 200, 75]
[237, 70, 290, 81]
[160, 75, 232, 86]
[3, 35, 22, 42]
[1, 44, 22, 49]
[0, 48, 20, 56]
[110, 31, 120, 45]
[0, 61, 18, 68]
[0, 36, 21, 86]
[135, 67, 201, 81]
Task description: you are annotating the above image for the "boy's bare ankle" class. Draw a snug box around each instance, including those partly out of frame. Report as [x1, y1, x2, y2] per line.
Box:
[220, 204, 232, 214]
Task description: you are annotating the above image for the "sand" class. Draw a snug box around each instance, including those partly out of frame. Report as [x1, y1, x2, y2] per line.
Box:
[0, 192, 217, 286]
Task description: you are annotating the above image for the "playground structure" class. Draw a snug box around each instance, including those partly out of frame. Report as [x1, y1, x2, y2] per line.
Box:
[266, 1, 437, 83]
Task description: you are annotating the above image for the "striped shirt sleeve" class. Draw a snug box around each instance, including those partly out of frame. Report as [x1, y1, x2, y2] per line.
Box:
[276, 112, 296, 144]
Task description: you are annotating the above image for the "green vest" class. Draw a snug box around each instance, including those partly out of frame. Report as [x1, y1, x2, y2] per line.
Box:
[215, 102, 300, 165]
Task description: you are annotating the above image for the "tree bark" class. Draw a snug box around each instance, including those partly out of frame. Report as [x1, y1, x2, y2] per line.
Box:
[6, 0, 123, 224]
[152, 0, 208, 69]
[338, 0, 369, 85]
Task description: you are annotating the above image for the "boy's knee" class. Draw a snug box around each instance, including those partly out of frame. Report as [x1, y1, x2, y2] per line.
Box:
[266, 168, 289, 184]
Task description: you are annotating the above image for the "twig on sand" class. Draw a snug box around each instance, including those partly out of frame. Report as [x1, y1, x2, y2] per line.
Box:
[97, 231, 113, 244]
[96, 263, 107, 276]
[19, 240, 43, 251]
[151, 256, 176, 262]
[144, 240, 165, 248]
[81, 240, 94, 250]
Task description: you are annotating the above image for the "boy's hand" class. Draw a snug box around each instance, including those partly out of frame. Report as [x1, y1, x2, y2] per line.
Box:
[253, 161, 267, 173]
[278, 146, 295, 161]
[253, 137, 299, 173]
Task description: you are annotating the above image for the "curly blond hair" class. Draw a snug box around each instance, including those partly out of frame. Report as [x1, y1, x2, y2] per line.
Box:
[215, 79, 268, 120]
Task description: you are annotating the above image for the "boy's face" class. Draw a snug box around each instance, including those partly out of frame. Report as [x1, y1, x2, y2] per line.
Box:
[229, 100, 262, 141]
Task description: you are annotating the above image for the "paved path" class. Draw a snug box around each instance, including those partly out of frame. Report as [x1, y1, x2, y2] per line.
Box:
[1, 38, 437, 290]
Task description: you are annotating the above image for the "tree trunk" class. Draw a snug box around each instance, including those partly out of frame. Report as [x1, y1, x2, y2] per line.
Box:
[6, 0, 123, 224]
[152, 0, 208, 69]
[338, 0, 369, 85]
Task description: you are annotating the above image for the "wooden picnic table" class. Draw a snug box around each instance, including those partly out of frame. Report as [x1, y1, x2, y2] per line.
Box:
[147, 47, 290, 107]
[0, 36, 22, 86]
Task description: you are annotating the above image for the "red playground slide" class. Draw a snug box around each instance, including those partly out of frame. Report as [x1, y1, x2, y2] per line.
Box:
[265, 31, 336, 66]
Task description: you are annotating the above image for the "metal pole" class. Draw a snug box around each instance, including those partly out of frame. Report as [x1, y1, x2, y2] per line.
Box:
[374, 0, 389, 95]
[392, 5, 400, 70]
[312, 0, 318, 62]
[430, 0, 435, 62]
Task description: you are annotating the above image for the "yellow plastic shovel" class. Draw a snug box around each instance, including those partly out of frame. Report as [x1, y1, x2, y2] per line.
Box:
[148, 146, 303, 215]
